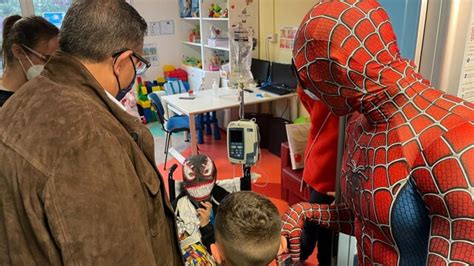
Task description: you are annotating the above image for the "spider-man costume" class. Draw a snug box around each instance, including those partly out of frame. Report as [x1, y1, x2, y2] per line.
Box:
[281, 1, 474, 265]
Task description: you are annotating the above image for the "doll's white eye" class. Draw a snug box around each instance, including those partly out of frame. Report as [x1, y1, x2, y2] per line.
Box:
[184, 163, 195, 181]
[202, 159, 214, 177]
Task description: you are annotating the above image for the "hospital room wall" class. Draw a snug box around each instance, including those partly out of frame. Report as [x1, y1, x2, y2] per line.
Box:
[258, 0, 313, 63]
[132, 0, 183, 80]
[131, 0, 313, 118]
[258, 0, 315, 117]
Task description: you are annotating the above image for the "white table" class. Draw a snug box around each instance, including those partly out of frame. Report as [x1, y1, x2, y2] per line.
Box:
[161, 88, 298, 155]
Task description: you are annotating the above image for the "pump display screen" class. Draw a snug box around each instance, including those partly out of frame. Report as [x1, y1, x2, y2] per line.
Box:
[230, 130, 243, 143]
[229, 129, 245, 160]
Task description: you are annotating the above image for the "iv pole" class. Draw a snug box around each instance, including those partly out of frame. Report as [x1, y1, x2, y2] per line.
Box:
[233, 26, 252, 191]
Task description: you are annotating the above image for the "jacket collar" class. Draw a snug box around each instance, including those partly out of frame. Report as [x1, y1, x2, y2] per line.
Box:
[42, 51, 157, 162]
[43, 51, 140, 129]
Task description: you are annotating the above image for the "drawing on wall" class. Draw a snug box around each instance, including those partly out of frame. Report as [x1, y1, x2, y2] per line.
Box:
[144, 44, 159, 66]
[146, 20, 175, 36]
[147, 21, 161, 36]
[160, 20, 175, 35]
[279, 27, 298, 50]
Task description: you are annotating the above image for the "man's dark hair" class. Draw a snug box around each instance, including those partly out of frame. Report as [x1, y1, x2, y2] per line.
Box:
[215, 191, 281, 266]
[59, 0, 147, 62]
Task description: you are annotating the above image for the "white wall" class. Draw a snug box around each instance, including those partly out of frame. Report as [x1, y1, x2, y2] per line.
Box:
[131, 0, 183, 80]
[258, 0, 315, 118]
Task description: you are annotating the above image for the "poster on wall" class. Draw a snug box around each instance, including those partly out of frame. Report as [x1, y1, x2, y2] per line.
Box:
[146, 20, 175, 36]
[458, 4, 474, 102]
[279, 27, 298, 50]
[229, 0, 259, 57]
[147, 22, 161, 36]
[143, 44, 159, 67]
[160, 20, 175, 35]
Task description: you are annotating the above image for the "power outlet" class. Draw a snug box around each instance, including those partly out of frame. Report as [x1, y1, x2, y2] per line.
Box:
[267, 33, 278, 43]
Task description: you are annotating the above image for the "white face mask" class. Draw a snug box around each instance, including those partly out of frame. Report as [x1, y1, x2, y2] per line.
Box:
[25, 64, 44, 80]
[18, 48, 46, 80]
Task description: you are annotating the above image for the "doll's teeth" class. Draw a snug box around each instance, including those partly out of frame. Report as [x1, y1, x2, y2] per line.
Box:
[189, 183, 213, 198]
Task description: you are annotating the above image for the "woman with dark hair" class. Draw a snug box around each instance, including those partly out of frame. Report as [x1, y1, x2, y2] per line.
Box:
[0, 15, 59, 107]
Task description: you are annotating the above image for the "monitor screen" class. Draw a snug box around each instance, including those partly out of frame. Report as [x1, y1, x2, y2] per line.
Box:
[251, 58, 270, 84]
[271, 62, 297, 89]
[230, 129, 243, 143]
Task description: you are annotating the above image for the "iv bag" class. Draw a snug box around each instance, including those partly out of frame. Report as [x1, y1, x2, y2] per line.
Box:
[229, 24, 254, 87]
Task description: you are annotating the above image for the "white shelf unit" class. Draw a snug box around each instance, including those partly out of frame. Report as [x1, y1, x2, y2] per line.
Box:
[182, 17, 201, 21]
[179, 0, 259, 91]
[182, 41, 202, 48]
[202, 17, 229, 21]
[203, 44, 230, 51]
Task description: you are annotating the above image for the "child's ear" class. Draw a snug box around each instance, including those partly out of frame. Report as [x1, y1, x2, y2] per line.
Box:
[277, 236, 288, 255]
[210, 244, 223, 264]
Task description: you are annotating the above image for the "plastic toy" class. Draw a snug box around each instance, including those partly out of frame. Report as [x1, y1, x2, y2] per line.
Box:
[208, 54, 220, 71]
[208, 3, 223, 18]
[221, 8, 228, 18]
[209, 25, 221, 39]
[189, 26, 200, 43]
[183, 56, 202, 69]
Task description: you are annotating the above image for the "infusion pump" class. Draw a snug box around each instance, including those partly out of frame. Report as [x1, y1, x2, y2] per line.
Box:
[227, 119, 260, 165]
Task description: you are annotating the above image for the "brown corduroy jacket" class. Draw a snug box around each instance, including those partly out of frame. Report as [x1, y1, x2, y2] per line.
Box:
[0, 51, 183, 265]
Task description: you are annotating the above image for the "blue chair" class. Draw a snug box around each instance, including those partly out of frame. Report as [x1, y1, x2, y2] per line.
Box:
[163, 80, 205, 144]
[148, 93, 202, 170]
[164, 79, 187, 95]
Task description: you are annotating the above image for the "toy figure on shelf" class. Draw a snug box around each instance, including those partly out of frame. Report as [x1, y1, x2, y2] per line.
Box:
[183, 56, 202, 69]
[208, 54, 220, 71]
[209, 25, 221, 39]
[189, 26, 200, 43]
[221, 8, 228, 18]
[209, 3, 222, 18]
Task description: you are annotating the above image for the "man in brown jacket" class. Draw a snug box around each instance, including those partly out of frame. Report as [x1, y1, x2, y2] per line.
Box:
[0, 0, 183, 265]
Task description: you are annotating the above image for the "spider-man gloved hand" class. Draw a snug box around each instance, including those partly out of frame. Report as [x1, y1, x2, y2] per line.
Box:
[281, 202, 355, 263]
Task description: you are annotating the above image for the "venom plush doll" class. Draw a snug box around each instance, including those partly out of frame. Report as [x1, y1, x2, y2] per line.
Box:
[172, 154, 229, 251]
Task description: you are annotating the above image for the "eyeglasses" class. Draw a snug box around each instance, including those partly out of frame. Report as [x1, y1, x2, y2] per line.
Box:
[22, 45, 50, 62]
[112, 48, 151, 75]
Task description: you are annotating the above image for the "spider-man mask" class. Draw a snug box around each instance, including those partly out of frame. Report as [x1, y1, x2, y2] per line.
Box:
[182, 155, 217, 202]
[293, 0, 427, 118]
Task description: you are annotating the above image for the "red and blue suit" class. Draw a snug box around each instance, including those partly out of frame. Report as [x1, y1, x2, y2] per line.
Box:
[281, 0, 474, 265]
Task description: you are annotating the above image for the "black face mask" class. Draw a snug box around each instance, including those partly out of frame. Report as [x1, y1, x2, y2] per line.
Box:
[115, 76, 136, 101]
[114, 57, 137, 101]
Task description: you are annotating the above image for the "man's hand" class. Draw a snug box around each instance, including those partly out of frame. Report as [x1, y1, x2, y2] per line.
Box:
[197, 202, 212, 227]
